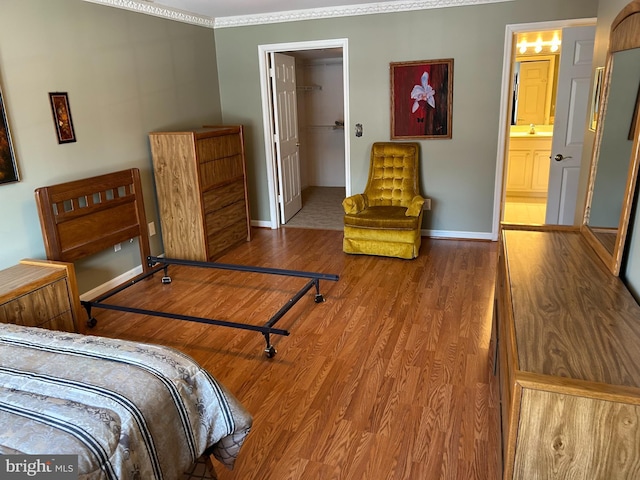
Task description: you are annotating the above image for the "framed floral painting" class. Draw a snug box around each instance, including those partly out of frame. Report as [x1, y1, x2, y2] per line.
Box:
[0, 86, 19, 185]
[390, 58, 453, 139]
[49, 92, 76, 144]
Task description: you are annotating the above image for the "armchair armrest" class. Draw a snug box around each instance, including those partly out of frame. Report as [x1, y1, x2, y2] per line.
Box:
[343, 194, 368, 214]
[405, 195, 425, 217]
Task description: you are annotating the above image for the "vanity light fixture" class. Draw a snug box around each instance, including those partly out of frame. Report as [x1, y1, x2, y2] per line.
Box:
[517, 38, 562, 55]
[534, 38, 543, 53]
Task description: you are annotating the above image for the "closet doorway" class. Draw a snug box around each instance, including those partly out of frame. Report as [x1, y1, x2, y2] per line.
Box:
[258, 39, 351, 231]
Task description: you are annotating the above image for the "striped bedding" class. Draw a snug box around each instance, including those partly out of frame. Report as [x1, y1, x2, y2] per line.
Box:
[0, 323, 252, 479]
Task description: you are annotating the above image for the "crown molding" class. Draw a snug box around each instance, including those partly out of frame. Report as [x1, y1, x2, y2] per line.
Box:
[214, 0, 514, 29]
[83, 0, 514, 29]
[82, 0, 216, 28]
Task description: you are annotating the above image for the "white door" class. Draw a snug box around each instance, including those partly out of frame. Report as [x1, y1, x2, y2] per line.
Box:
[545, 25, 595, 224]
[517, 60, 551, 125]
[271, 52, 302, 223]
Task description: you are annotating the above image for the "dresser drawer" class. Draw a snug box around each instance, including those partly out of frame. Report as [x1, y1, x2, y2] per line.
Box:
[205, 200, 248, 234]
[0, 278, 71, 328]
[202, 179, 246, 213]
[206, 220, 249, 260]
[199, 154, 245, 189]
[38, 311, 76, 332]
[197, 134, 242, 163]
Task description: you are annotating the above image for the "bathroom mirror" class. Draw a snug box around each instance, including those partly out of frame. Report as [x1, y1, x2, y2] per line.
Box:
[582, 0, 640, 275]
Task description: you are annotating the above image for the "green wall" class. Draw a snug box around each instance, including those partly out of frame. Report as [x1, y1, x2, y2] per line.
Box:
[214, 0, 598, 236]
[0, 0, 605, 294]
[0, 0, 222, 292]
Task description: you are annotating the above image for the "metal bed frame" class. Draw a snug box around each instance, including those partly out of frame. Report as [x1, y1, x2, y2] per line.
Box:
[81, 256, 339, 357]
[35, 168, 339, 358]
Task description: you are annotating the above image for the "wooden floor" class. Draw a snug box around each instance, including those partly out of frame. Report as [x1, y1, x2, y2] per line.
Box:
[87, 228, 501, 480]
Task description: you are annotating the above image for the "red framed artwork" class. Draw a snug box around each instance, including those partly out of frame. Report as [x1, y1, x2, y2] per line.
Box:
[390, 58, 453, 139]
[0, 85, 19, 185]
[49, 92, 76, 144]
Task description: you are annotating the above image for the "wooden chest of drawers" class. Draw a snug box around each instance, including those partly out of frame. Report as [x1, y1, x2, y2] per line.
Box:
[149, 126, 251, 261]
[0, 259, 81, 333]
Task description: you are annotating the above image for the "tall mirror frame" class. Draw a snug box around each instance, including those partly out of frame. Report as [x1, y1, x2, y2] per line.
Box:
[582, 0, 640, 276]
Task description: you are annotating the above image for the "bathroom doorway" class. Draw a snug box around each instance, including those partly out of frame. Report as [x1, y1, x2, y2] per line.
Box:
[495, 18, 596, 236]
[503, 29, 560, 225]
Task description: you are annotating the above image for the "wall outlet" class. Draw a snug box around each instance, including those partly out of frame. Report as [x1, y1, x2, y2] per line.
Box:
[114, 243, 121, 252]
[423, 198, 432, 211]
[148, 221, 156, 236]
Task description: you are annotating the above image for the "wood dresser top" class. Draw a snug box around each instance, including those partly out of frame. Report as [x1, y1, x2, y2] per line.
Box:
[0, 263, 65, 304]
[503, 229, 640, 388]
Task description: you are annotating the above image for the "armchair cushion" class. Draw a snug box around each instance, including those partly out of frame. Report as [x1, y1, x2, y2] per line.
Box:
[344, 206, 419, 230]
[342, 193, 368, 215]
[405, 195, 426, 217]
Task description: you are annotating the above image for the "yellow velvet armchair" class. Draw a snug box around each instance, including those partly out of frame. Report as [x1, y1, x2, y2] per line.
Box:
[342, 142, 425, 259]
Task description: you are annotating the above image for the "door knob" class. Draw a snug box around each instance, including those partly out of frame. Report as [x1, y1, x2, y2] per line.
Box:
[554, 154, 572, 162]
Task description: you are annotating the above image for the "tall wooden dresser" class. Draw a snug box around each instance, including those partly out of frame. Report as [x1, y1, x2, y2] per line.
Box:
[0, 259, 82, 333]
[149, 126, 251, 261]
[494, 225, 640, 479]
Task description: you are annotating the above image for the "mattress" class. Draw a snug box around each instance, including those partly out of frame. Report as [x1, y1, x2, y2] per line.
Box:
[0, 323, 252, 479]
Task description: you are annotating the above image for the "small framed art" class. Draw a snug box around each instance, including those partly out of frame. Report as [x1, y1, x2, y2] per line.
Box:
[49, 92, 76, 144]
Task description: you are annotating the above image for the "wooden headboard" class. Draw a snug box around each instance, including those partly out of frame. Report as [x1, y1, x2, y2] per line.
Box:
[35, 168, 151, 274]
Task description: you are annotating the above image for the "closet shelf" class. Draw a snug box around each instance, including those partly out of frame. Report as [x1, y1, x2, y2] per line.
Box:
[305, 124, 344, 130]
[297, 85, 322, 91]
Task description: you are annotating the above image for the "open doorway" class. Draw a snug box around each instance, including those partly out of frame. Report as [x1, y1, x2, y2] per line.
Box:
[285, 49, 346, 230]
[503, 29, 560, 224]
[492, 19, 596, 239]
[258, 39, 351, 230]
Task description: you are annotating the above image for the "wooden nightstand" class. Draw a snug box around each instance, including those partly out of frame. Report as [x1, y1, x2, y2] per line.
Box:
[0, 259, 82, 333]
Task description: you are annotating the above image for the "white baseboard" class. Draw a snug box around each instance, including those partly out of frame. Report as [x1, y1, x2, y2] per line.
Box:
[423, 229, 494, 241]
[80, 265, 143, 301]
[80, 228, 493, 300]
[250, 219, 494, 240]
[251, 219, 275, 228]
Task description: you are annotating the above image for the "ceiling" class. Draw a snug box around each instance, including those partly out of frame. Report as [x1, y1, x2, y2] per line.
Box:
[150, 0, 393, 19]
[86, 0, 512, 28]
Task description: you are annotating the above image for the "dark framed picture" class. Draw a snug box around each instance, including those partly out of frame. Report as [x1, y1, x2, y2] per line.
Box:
[589, 66, 605, 132]
[49, 92, 76, 144]
[629, 81, 640, 141]
[390, 58, 453, 139]
[0, 86, 19, 185]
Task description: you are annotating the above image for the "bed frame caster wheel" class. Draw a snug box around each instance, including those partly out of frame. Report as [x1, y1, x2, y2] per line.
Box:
[264, 345, 277, 358]
[87, 317, 97, 328]
[314, 294, 325, 303]
[161, 276, 172, 284]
